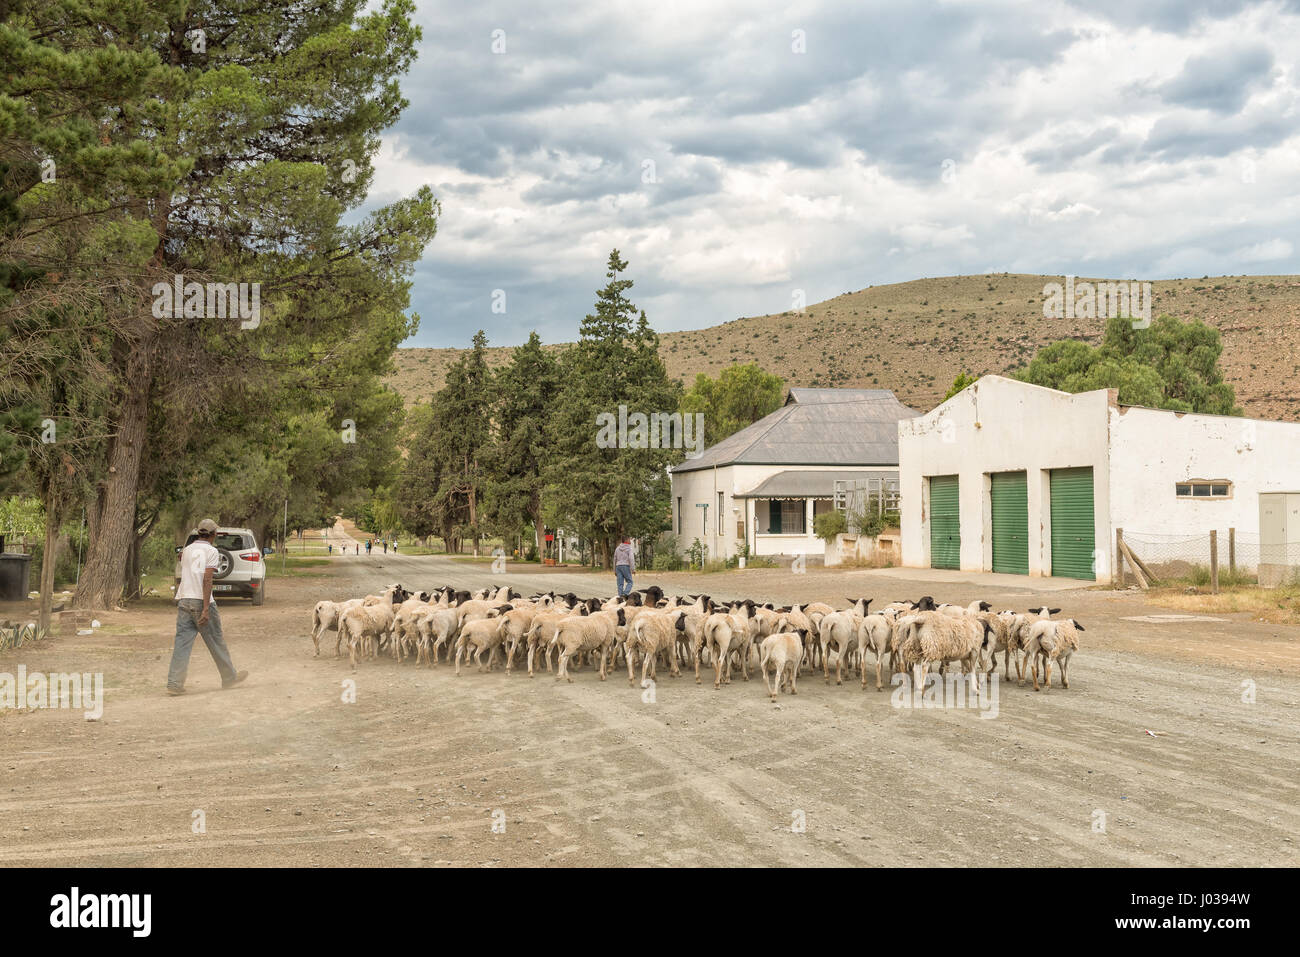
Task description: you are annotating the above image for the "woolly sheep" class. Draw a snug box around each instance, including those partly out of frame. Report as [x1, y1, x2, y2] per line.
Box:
[1023, 617, 1083, 691]
[760, 632, 804, 700]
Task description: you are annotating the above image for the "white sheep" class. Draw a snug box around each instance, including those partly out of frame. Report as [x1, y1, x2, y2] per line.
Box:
[340, 601, 400, 671]
[857, 613, 894, 691]
[554, 608, 625, 682]
[625, 608, 683, 686]
[759, 632, 804, 700]
[454, 617, 509, 675]
[1023, 617, 1083, 691]
[906, 611, 989, 697]
[702, 605, 754, 689]
[818, 610, 862, 686]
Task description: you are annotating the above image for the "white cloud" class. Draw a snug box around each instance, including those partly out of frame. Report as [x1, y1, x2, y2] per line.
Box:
[373, 0, 1300, 346]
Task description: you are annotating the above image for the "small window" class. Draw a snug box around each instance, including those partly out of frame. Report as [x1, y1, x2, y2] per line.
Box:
[1177, 480, 1232, 500]
[676, 497, 682, 534]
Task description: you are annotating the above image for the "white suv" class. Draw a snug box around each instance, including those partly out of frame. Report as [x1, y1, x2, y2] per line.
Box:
[174, 526, 267, 606]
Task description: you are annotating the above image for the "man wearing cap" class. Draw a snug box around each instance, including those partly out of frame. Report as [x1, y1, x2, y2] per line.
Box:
[168, 519, 247, 695]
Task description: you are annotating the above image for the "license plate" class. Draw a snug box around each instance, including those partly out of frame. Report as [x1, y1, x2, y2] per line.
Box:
[214, 584, 234, 592]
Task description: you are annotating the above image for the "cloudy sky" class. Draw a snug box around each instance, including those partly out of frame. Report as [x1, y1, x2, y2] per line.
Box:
[369, 0, 1300, 348]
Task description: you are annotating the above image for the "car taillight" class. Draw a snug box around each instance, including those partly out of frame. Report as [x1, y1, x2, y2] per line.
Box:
[240, 552, 261, 562]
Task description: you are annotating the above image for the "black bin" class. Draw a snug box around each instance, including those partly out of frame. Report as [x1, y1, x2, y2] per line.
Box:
[0, 552, 33, 601]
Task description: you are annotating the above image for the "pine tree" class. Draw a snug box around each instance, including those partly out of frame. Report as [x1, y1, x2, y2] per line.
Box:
[1, 0, 438, 607]
[486, 332, 560, 556]
[545, 251, 681, 567]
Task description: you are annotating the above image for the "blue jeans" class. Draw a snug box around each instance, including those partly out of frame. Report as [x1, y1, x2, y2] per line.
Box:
[616, 564, 633, 597]
[169, 599, 237, 690]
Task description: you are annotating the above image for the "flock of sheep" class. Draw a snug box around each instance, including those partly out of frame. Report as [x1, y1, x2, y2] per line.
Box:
[309, 583, 1084, 701]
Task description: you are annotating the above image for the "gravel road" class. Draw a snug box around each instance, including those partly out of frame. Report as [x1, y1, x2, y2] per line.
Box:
[1, 553, 1297, 866]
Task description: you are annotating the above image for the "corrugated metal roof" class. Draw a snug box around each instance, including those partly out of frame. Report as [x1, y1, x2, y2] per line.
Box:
[784, 387, 902, 405]
[734, 469, 898, 499]
[672, 388, 919, 474]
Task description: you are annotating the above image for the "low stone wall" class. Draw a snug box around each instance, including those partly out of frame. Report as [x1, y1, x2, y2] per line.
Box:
[824, 530, 902, 567]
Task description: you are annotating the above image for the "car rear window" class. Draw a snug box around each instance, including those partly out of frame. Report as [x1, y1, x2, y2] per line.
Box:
[214, 533, 248, 550]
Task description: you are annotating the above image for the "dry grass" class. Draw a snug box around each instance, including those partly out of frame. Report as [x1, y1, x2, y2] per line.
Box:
[386, 273, 1300, 420]
[1147, 584, 1300, 625]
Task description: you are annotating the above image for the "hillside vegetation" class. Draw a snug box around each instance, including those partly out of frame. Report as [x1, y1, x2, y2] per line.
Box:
[386, 273, 1300, 420]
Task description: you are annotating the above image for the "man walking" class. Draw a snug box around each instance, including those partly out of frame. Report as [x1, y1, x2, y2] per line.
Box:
[614, 536, 635, 598]
[168, 519, 247, 695]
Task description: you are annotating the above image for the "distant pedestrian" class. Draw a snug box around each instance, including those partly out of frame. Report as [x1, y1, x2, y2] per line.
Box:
[614, 536, 635, 598]
[383, 539, 388, 554]
[393, 541, 398, 553]
[328, 543, 333, 555]
[365, 539, 372, 555]
[355, 543, 359, 555]
[167, 518, 247, 696]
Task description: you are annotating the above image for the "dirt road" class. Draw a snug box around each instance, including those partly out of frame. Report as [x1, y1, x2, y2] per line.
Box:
[2, 553, 1298, 866]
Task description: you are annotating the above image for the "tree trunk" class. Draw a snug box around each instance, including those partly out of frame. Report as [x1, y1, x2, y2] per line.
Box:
[38, 490, 59, 633]
[123, 534, 142, 601]
[530, 497, 543, 560]
[74, 338, 154, 610]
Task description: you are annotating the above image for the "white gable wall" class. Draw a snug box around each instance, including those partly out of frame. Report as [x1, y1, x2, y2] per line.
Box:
[1109, 405, 1300, 539]
[898, 377, 1113, 580]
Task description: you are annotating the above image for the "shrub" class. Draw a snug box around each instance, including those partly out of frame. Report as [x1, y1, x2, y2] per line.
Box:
[813, 510, 847, 543]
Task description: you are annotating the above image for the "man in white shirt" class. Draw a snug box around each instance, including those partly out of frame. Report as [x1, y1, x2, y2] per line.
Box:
[167, 518, 248, 695]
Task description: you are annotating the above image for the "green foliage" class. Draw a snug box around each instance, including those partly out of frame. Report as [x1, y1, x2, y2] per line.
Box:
[0, 495, 43, 538]
[813, 509, 847, 543]
[395, 403, 441, 542]
[650, 531, 684, 570]
[484, 332, 561, 548]
[944, 372, 977, 401]
[543, 251, 682, 561]
[0, 0, 439, 606]
[1014, 315, 1241, 414]
[679, 362, 785, 447]
[857, 508, 901, 538]
[423, 330, 492, 551]
[686, 537, 708, 569]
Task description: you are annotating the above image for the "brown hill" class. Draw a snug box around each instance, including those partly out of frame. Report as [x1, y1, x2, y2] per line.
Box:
[385, 273, 1300, 421]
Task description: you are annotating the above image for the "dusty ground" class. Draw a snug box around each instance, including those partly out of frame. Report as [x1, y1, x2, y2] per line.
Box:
[2, 553, 1299, 867]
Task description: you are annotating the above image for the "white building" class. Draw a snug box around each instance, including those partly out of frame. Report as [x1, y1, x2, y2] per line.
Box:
[897, 375, 1300, 584]
[669, 388, 918, 562]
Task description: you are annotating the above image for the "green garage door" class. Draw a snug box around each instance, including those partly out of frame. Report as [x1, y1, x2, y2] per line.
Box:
[990, 471, 1029, 575]
[929, 475, 960, 570]
[1050, 467, 1095, 580]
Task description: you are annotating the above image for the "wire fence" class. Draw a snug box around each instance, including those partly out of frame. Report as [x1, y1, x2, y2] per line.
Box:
[1121, 529, 1300, 586]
